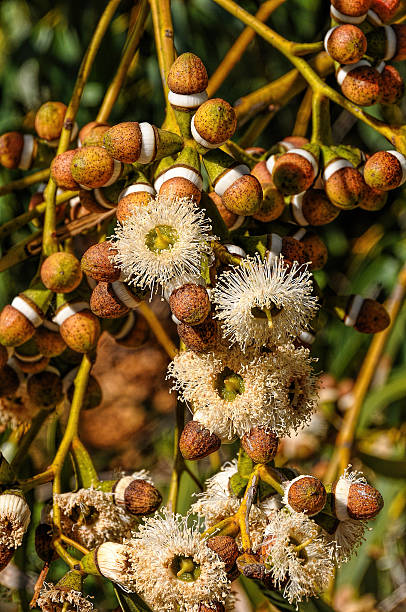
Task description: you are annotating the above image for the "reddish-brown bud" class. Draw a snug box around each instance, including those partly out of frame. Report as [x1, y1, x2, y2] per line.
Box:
[0, 365, 19, 397]
[331, 0, 372, 17]
[169, 283, 211, 326]
[71, 146, 118, 189]
[339, 63, 381, 106]
[159, 177, 201, 204]
[206, 536, 239, 572]
[177, 316, 218, 352]
[0, 305, 35, 347]
[41, 252, 82, 294]
[78, 121, 110, 147]
[324, 164, 365, 209]
[35, 523, 57, 563]
[0, 132, 24, 169]
[120, 479, 162, 516]
[60, 310, 101, 353]
[35, 326, 66, 357]
[35, 101, 67, 141]
[179, 420, 221, 460]
[167, 53, 208, 94]
[364, 150, 406, 190]
[253, 184, 285, 222]
[272, 150, 318, 195]
[379, 65, 404, 104]
[51, 149, 80, 190]
[193, 98, 236, 146]
[81, 242, 120, 282]
[222, 174, 262, 216]
[354, 298, 390, 333]
[27, 370, 63, 408]
[284, 475, 327, 516]
[325, 25, 367, 64]
[370, 0, 400, 23]
[241, 427, 279, 463]
[103, 122, 142, 163]
[90, 282, 130, 319]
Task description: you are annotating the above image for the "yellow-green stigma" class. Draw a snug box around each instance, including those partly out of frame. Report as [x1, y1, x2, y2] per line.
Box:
[145, 225, 179, 253]
[288, 378, 304, 407]
[69, 504, 99, 526]
[251, 304, 282, 328]
[170, 555, 201, 582]
[215, 367, 245, 401]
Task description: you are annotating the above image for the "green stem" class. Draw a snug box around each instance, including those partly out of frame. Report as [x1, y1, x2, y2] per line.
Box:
[71, 436, 99, 488]
[167, 400, 185, 512]
[0, 168, 50, 198]
[212, 0, 406, 151]
[311, 92, 332, 145]
[0, 190, 77, 242]
[97, 0, 149, 122]
[42, 0, 122, 256]
[52, 355, 93, 474]
[10, 409, 53, 472]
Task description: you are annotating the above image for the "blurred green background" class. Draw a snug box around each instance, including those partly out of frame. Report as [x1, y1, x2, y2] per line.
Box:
[0, 1, 406, 610]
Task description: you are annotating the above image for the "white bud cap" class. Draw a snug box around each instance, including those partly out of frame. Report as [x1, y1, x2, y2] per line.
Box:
[96, 542, 128, 583]
[168, 90, 208, 109]
[336, 60, 371, 87]
[0, 492, 31, 548]
[387, 150, 406, 186]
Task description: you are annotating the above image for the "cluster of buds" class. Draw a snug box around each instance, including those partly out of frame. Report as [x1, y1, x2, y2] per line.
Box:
[325, 0, 405, 106]
[0, 2, 401, 604]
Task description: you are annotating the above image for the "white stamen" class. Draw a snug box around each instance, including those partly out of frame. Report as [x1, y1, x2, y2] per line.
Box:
[286, 148, 319, 175]
[94, 189, 116, 209]
[228, 215, 245, 231]
[299, 330, 315, 344]
[224, 244, 246, 258]
[292, 228, 307, 241]
[42, 320, 59, 332]
[367, 9, 383, 26]
[266, 154, 276, 175]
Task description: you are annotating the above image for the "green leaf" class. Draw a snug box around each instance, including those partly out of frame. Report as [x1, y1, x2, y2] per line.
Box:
[114, 587, 153, 612]
[358, 451, 406, 479]
[261, 585, 335, 611]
